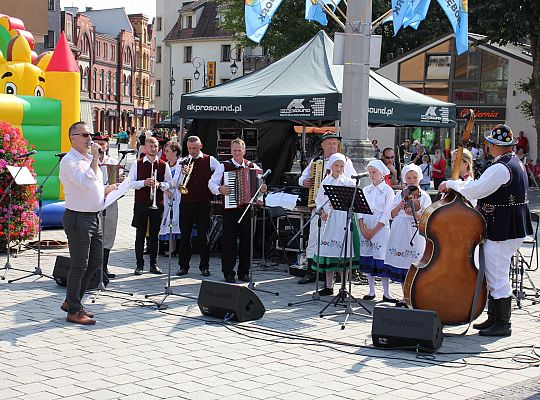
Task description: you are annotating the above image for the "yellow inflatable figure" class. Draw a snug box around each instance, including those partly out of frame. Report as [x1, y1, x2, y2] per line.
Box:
[0, 13, 79, 204]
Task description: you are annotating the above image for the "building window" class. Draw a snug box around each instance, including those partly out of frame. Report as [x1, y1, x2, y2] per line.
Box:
[48, 0, 54, 10]
[107, 72, 111, 95]
[99, 70, 104, 94]
[93, 68, 97, 93]
[46, 30, 55, 48]
[425, 55, 451, 80]
[104, 43, 108, 60]
[186, 15, 193, 28]
[184, 46, 192, 63]
[454, 50, 480, 80]
[156, 17, 162, 31]
[399, 53, 426, 81]
[184, 78, 192, 94]
[156, 79, 161, 97]
[111, 45, 115, 61]
[221, 45, 231, 62]
[156, 46, 162, 63]
[113, 73, 117, 95]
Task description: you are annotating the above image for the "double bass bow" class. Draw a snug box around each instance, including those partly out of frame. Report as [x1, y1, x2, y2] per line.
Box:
[403, 110, 488, 326]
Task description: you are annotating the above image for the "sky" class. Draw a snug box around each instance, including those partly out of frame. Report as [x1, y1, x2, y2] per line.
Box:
[60, 0, 156, 19]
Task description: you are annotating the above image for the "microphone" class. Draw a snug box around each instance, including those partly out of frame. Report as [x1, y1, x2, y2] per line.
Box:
[119, 149, 136, 155]
[89, 141, 104, 155]
[15, 150, 37, 159]
[260, 169, 272, 180]
[55, 152, 67, 158]
[351, 172, 369, 179]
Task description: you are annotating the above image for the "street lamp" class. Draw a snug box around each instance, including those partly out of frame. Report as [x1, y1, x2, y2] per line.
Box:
[192, 56, 207, 89]
[229, 46, 244, 76]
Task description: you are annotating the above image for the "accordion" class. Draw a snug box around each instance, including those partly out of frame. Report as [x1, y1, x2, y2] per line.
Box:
[308, 159, 326, 207]
[223, 168, 261, 209]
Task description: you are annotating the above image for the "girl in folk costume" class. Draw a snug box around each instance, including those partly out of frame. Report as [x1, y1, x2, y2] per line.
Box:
[313, 153, 358, 296]
[356, 160, 397, 302]
[159, 141, 182, 253]
[382, 164, 432, 286]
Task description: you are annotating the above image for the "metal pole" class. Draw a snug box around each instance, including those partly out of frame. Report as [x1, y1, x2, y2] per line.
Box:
[340, 0, 373, 173]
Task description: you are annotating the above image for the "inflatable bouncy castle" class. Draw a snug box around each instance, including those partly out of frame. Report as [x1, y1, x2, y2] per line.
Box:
[0, 14, 80, 226]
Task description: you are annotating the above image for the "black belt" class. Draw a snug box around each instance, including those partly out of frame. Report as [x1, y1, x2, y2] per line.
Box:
[65, 208, 101, 216]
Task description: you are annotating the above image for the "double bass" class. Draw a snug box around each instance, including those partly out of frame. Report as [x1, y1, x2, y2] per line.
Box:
[403, 111, 487, 325]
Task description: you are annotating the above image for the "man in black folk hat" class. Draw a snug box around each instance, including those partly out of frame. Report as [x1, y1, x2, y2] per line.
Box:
[297, 131, 357, 284]
[440, 124, 533, 337]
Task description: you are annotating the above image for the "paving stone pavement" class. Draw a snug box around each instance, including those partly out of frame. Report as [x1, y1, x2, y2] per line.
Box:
[1, 154, 539, 400]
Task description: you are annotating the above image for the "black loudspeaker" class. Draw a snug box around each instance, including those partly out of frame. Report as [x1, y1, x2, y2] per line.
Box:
[52, 256, 108, 290]
[198, 280, 265, 322]
[371, 306, 443, 351]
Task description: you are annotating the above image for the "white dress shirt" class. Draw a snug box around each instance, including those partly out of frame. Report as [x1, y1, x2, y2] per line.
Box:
[174, 152, 220, 188]
[208, 158, 261, 195]
[128, 155, 173, 191]
[298, 155, 357, 186]
[446, 154, 511, 200]
[59, 148, 104, 212]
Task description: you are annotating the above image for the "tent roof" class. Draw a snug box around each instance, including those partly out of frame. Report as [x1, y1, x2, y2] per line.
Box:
[180, 31, 455, 127]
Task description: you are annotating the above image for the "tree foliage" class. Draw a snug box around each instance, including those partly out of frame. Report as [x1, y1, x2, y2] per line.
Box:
[472, 0, 540, 160]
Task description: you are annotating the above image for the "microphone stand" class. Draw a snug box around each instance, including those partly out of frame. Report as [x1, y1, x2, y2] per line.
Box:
[7, 154, 63, 283]
[287, 199, 334, 307]
[145, 192, 197, 308]
[91, 151, 134, 303]
[1, 155, 35, 281]
[238, 183, 279, 296]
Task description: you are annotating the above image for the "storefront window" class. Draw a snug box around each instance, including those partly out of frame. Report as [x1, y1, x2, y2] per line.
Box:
[481, 51, 508, 81]
[452, 82, 480, 104]
[399, 53, 425, 81]
[454, 50, 480, 80]
[480, 81, 507, 105]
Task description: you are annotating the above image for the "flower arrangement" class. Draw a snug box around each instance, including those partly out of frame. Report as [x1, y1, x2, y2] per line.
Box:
[0, 121, 39, 249]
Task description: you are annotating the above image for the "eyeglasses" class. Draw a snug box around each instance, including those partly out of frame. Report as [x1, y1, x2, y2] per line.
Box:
[384, 155, 395, 159]
[72, 133, 92, 138]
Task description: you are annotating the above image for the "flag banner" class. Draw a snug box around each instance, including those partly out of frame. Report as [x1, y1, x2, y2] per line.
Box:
[402, 0, 431, 29]
[305, 0, 342, 26]
[436, 0, 468, 54]
[245, 0, 284, 43]
[391, 0, 414, 34]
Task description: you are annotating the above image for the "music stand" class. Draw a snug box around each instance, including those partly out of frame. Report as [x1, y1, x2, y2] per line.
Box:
[1, 164, 37, 280]
[319, 182, 373, 329]
[7, 154, 64, 283]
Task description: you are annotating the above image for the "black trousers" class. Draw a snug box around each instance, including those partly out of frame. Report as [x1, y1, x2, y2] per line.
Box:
[221, 208, 252, 277]
[133, 203, 163, 268]
[63, 209, 102, 314]
[178, 202, 211, 270]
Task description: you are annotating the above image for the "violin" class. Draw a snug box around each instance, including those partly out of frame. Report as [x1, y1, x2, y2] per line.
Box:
[403, 110, 488, 326]
[401, 185, 421, 214]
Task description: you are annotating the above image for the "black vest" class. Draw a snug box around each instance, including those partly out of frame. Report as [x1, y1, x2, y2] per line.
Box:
[477, 153, 533, 241]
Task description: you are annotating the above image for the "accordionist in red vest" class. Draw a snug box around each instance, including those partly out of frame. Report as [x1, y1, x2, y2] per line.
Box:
[208, 138, 267, 283]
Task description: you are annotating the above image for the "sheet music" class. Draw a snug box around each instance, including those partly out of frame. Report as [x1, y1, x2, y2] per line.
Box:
[265, 192, 298, 210]
[103, 177, 131, 210]
[6, 166, 37, 185]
